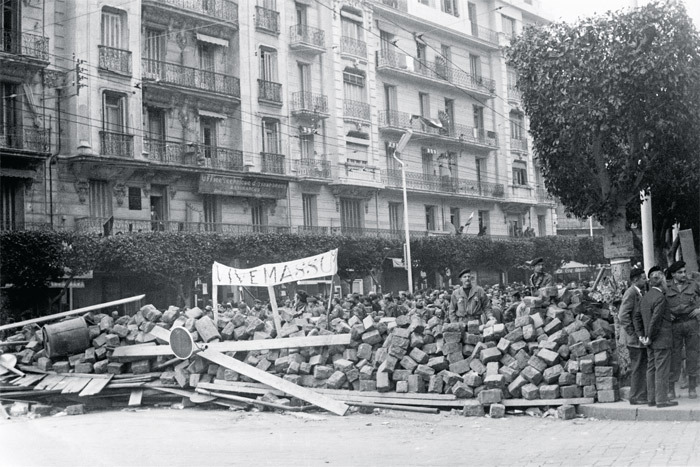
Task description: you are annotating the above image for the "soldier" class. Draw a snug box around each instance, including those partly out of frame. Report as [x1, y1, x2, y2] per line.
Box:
[666, 260, 700, 399]
[448, 268, 494, 325]
[528, 258, 553, 295]
[619, 266, 648, 405]
[634, 266, 677, 408]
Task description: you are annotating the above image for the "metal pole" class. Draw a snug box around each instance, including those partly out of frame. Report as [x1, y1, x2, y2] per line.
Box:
[400, 163, 413, 294]
[589, 216, 593, 237]
[640, 189, 654, 275]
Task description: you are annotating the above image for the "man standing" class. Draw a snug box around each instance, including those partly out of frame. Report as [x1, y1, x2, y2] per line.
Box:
[634, 267, 677, 408]
[666, 260, 700, 399]
[619, 267, 647, 405]
[528, 258, 553, 295]
[448, 268, 494, 325]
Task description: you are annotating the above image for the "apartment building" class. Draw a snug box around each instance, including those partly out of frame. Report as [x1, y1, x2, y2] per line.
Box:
[2, 0, 556, 247]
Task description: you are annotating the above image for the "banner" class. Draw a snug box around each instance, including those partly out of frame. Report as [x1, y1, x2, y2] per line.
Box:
[212, 249, 338, 287]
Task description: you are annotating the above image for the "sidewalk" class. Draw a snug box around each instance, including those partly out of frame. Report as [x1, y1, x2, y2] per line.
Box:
[578, 384, 700, 421]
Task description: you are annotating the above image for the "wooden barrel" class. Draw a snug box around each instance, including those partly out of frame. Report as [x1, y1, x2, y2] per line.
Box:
[43, 317, 90, 358]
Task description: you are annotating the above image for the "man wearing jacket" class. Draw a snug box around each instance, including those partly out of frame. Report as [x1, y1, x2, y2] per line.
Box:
[634, 266, 678, 408]
[619, 267, 647, 405]
[449, 268, 494, 325]
[666, 260, 700, 399]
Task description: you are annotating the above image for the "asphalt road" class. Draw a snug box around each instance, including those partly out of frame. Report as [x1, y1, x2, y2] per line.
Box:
[3, 406, 700, 466]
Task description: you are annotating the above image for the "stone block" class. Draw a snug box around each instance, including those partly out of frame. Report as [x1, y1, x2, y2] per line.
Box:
[449, 359, 472, 375]
[560, 385, 583, 399]
[528, 356, 548, 374]
[477, 388, 502, 405]
[595, 376, 618, 390]
[557, 404, 576, 420]
[580, 359, 594, 374]
[543, 364, 563, 384]
[576, 372, 596, 387]
[497, 338, 511, 354]
[594, 351, 610, 366]
[394, 381, 408, 393]
[489, 403, 506, 419]
[537, 348, 560, 366]
[65, 404, 85, 416]
[462, 401, 485, 417]
[521, 366, 543, 385]
[415, 364, 435, 380]
[597, 389, 619, 403]
[409, 347, 429, 365]
[507, 375, 527, 398]
[594, 366, 614, 377]
[521, 383, 540, 400]
[407, 374, 426, 393]
[480, 347, 502, 364]
[361, 329, 383, 345]
[558, 372, 576, 386]
[427, 356, 449, 372]
[583, 385, 597, 398]
[326, 371, 347, 389]
[589, 338, 610, 354]
[544, 318, 562, 335]
[452, 382, 474, 398]
[428, 374, 444, 393]
[314, 365, 334, 380]
[469, 359, 486, 375]
[484, 374, 505, 389]
[539, 384, 560, 399]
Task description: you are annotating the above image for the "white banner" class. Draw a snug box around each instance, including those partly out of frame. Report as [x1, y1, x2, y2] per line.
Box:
[212, 249, 338, 287]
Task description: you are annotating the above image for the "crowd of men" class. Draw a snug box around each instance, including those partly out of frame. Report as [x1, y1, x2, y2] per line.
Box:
[619, 260, 700, 408]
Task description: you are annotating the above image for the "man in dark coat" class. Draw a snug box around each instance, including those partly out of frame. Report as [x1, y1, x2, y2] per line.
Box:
[528, 258, 553, 295]
[634, 266, 678, 407]
[666, 260, 700, 399]
[619, 266, 647, 405]
[449, 268, 494, 325]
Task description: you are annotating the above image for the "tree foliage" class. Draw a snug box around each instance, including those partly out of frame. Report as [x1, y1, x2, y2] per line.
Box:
[507, 1, 700, 232]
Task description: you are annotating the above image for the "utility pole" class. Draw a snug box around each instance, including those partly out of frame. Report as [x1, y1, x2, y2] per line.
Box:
[640, 189, 654, 275]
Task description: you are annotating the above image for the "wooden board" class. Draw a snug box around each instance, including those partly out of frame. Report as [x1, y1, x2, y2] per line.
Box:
[79, 375, 114, 397]
[128, 389, 143, 406]
[197, 348, 348, 416]
[13, 374, 46, 388]
[34, 375, 64, 391]
[51, 377, 74, 392]
[146, 325, 172, 343]
[501, 398, 594, 407]
[110, 334, 353, 361]
[61, 376, 92, 394]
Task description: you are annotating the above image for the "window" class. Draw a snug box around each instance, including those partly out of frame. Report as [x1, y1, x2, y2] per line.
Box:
[419, 92, 430, 118]
[298, 62, 311, 93]
[200, 117, 217, 159]
[262, 118, 281, 154]
[146, 107, 165, 141]
[346, 143, 368, 164]
[341, 18, 363, 41]
[478, 210, 489, 236]
[473, 105, 484, 131]
[259, 47, 278, 82]
[507, 67, 518, 89]
[199, 43, 216, 89]
[384, 85, 397, 113]
[89, 180, 112, 218]
[422, 147, 436, 175]
[416, 41, 427, 71]
[442, 0, 458, 16]
[469, 54, 482, 81]
[468, 3, 478, 33]
[296, 2, 307, 28]
[425, 205, 437, 231]
[389, 202, 403, 232]
[538, 215, 546, 237]
[510, 111, 524, 140]
[450, 207, 460, 230]
[203, 194, 220, 231]
[101, 9, 124, 48]
[144, 29, 164, 77]
[443, 98, 454, 134]
[385, 142, 400, 171]
[251, 201, 267, 228]
[343, 68, 365, 102]
[302, 194, 317, 228]
[340, 198, 363, 231]
[380, 30, 394, 53]
[502, 15, 516, 37]
[418, 0, 430, 5]
[0, 82, 19, 141]
[299, 134, 314, 159]
[0, 177, 23, 231]
[128, 187, 142, 211]
[513, 161, 528, 186]
[103, 92, 126, 133]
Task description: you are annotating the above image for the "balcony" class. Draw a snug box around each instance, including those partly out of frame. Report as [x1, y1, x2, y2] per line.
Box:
[471, 25, 499, 44]
[142, 0, 239, 27]
[75, 217, 293, 235]
[373, 0, 408, 11]
[289, 25, 325, 53]
[291, 158, 332, 180]
[255, 6, 280, 34]
[343, 100, 370, 122]
[511, 137, 528, 153]
[261, 152, 286, 175]
[536, 187, 555, 204]
[0, 128, 50, 154]
[379, 110, 498, 149]
[336, 161, 383, 186]
[142, 59, 241, 99]
[144, 138, 245, 171]
[1, 29, 49, 62]
[376, 50, 495, 97]
[291, 92, 328, 118]
[98, 46, 132, 75]
[340, 36, 367, 58]
[258, 79, 282, 105]
[100, 131, 134, 158]
[508, 85, 521, 104]
[382, 169, 504, 198]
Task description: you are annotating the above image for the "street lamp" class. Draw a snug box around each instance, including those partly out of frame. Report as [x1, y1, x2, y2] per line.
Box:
[393, 129, 414, 294]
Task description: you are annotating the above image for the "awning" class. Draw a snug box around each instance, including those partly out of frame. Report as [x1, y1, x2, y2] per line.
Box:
[390, 258, 405, 268]
[198, 110, 227, 120]
[196, 33, 229, 47]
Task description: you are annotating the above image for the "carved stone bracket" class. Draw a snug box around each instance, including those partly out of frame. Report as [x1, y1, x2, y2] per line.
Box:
[43, 69, 66, 88]
[113, 183, 127, 207]
[75, 180, 89, 203]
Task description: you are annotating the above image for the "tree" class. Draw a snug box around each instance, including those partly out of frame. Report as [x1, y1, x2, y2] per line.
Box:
[507, 0, 700, 280]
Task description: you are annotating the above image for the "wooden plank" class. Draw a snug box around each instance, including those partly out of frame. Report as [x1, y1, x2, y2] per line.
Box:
[146, 325, 172, 343]
[50, 377, 73, 392]
[110, 334, 353, 361]
[0, 295, 145, 332]
[79, 375, 114, 397]
[16, 374, 46, 388]
[61, 376, 91, 394]
[128, 389, 143, 406]
[197, 348, 348, 416]
[501, 398, 594, 407]
[35, 375, 64, 391]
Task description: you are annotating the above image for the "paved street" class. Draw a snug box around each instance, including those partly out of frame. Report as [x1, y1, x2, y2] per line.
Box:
[3, 407, 700, 466]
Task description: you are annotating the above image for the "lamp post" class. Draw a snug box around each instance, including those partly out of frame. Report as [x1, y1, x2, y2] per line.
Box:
[393, 129, 414, 294]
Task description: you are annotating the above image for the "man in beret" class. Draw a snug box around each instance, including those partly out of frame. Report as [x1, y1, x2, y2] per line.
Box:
[619, 267, 648, 405]
[528, 258, 553, 295]
[666, 260, 700, 399]
[448, 268, 495, 325]
[634, 266, 677, 407]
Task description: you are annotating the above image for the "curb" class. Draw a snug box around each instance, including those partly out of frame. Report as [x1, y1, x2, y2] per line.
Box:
[578, 401, 700, 421]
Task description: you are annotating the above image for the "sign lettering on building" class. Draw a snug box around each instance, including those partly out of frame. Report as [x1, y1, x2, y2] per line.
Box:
[198, 174, 287, 199]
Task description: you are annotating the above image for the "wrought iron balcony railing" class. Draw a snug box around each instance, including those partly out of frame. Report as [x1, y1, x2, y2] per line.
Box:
[144, 138, 245, 170]
[340, 36, 367, 57]
[378, 110, 498, 147]
[508, 85, 521, 103]
[343, 100, 370, 121]
[255, 6, 280, 34]
[258, 79, 282, 104]
[289, 25, 325, 49]
[147, 0, 239, 25]
[510, 137, 528, 152]
[291, 158, 332, 179]
[471, 24, 499, 44]
[382, 169, 505, 198]
[291, 91, 328, 114]
[98, 45, 132, 75]
[0, 128, 50, 153]
[374, 0, 408, 11]
[142, 59, 241, 97]
[75, 217, 293, 235]
[261, 152, 286, 174]
[376, 50, 495, 94]
[0, 29, 49, 61]
[100, 131, 134, 157]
